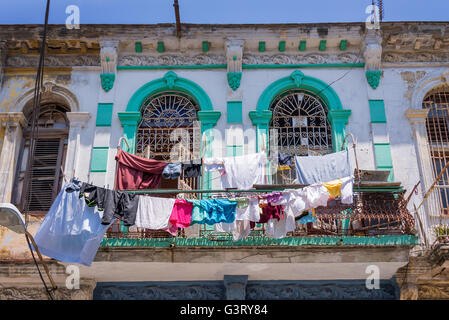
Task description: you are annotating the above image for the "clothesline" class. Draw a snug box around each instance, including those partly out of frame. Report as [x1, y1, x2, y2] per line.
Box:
[121, 186, 404, 195]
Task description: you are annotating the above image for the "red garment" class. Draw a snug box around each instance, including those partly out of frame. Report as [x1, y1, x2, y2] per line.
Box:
[250, 204, 284, 228]
[115, 149, 167, 190]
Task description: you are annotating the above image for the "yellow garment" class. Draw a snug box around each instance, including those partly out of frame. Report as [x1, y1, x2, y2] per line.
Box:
[323, 178, 342, 199]
[278, 165, 291, 171]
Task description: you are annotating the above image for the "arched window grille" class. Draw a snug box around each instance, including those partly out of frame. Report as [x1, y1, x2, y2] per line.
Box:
[136, 91, 201, 192]
[269, 89, 332, 184]
[423, 85, 449, 215]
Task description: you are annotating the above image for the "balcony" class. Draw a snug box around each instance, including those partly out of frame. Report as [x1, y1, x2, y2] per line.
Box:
[100, 183, 418, 249]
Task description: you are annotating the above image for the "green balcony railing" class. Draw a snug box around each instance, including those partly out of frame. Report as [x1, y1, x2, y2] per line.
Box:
[101, 187, 418, 247]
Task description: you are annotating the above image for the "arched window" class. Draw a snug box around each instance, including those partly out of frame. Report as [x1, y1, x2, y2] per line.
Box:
[270, 89, 332, 184]
[136, 91, 201, 189]
[13, 103, 70, 215]
[423, 84, 449, 215]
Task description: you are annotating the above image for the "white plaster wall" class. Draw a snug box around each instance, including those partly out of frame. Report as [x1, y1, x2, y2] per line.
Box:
[63, 66, 441, 207]
[69, 69, 101, 183]
[382, 68, 430, 208]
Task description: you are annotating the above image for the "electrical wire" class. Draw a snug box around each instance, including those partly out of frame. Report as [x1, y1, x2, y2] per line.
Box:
[25, 232, 55, 300]
[23, 0, 50, 226]
[21, 0, 55, 300]
[314, 46, 365, 99]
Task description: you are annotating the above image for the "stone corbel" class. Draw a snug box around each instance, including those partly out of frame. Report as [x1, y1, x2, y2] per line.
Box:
[363, 29, 383, 90]
[226, 39, 244, 93]
[99, 40, 119, 92]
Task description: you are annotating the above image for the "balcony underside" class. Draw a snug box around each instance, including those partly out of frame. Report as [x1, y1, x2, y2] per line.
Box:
[68, 244, 416, 284]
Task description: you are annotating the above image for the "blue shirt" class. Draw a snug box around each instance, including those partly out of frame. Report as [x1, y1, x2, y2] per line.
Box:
[189, 199, 237, 225]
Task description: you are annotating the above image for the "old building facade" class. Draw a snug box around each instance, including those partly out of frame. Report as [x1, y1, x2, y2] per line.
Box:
[0, 22, 449, 299]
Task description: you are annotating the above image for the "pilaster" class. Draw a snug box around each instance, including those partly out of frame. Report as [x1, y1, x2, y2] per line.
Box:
[0, 112, 27, 203]
[406, 108, 436, 244]
[65, 112, 91, 181]
[327, 109, 351, 152]
[198, 111, 221, 190]
[117, 112, 142, 155]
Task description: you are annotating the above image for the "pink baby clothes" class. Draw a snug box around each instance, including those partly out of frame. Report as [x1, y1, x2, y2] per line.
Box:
[169, 199, 193, 229]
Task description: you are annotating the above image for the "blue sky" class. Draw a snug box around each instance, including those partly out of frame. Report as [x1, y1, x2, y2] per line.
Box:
[0, 0, 448, 24]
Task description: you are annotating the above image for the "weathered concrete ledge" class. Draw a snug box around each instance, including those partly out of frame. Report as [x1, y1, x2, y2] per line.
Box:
[95, 245, 413, 264]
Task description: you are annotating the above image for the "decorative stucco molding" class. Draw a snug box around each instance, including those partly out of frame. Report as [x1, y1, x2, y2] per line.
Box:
[245, 280, 398, 300]
[410, 68, 449, 108]
[94, 279, 399, 300]
[5, 55, 100, 67]
[14, 81, 79, 113]
[366, 70, 382, 90]
[94, 282, 226, 300]
[242, 53, 360, 65]
[119, 54, 226, 66]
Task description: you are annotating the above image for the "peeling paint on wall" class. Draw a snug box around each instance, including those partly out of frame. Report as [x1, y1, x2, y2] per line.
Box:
[401, 71, 427, 104]
[0, 216, 43, 260]
[0, 74, 71, 113]
[0, 76, 34, 112]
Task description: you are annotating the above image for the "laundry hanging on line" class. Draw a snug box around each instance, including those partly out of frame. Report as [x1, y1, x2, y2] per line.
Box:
[295, 149, 351, 185]
[33, 180, 112, 267]
[31, 165, 355, 266]
[115, 148, 167, 190]
[204, 152, 267, 190]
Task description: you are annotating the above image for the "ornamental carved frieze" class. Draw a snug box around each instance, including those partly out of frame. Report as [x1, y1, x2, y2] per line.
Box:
[94, 284, 226, 300]
[6, 55, 100, 67]
[119, 54, 226, 66]
[0, 284, 96, 300]
[241, 53, 360, 65]
[245, 281, 397, 300]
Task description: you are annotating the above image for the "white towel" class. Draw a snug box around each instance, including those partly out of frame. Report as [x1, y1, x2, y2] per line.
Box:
[221, 152, 267, 190]
[135, 196, 176, 230]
